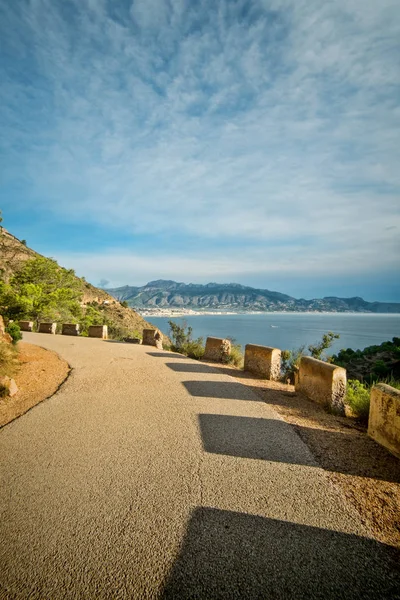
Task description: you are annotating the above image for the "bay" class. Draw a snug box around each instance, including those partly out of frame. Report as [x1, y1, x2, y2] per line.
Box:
[148, 313, 400, 354]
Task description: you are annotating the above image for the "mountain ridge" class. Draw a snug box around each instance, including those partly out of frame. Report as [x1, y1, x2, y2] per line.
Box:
[105, 280, 400, 313]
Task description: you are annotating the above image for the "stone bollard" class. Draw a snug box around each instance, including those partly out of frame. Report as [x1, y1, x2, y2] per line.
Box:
[203, 337, 232, 362]
[38, 322, 57, 334]
[88, 325, 108, 339]
[368, 384, 400, 459]
[0, 376, 18, 397]
[244, 344, 281, 380]
[62, 323, 80, 336]
[19, 321, 34, 332]
[142, 329, 163, 349]
[295, 356, 346, 415]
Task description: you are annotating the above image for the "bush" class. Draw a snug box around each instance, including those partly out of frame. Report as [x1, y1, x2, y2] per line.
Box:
[181, 339, 205, 360]
[168, 320, 205, 360]
[345, 380, 370, 422]
[281, 346, 306, 383]
[226, 340, 244, 368]
[5, 322, 22, 344]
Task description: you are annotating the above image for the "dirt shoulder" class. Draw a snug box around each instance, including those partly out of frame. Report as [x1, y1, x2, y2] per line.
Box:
[0, 342, 70, 428]
[205, 362, 400, 549]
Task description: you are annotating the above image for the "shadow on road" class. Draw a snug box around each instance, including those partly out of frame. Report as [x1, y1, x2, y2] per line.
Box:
[165, 362, 220, 375]
[146, 352, 187, 359]
[183, 380, 260, 401]
[161, 507, 399, 599]
[293, 424, 400, 484]
[198, 414, 314, 465]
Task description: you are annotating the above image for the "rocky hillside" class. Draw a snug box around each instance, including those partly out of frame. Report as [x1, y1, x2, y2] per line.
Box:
[106, 280, 400, 313]
[0, 227, 154, 337]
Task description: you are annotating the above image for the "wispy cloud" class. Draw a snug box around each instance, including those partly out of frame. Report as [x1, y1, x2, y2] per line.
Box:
[1, 0, 399, 295]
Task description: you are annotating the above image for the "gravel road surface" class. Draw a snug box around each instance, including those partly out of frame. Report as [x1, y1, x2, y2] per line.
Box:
[0, 333, 399, 599]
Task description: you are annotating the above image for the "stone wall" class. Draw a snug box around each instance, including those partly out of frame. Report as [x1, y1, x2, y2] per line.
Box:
[244, 344, 281, 380]
[295, 356, 346, 415]
[38, 322, 56, 334]
[368, 384, 400, 458]
[203, 337, 231, 362]
[142, 329, 163, 349]
[62, 323, 80, 336]
[88, 325, 108, 339]
[19, 321, 33, 332]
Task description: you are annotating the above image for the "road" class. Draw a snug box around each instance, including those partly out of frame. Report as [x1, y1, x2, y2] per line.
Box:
[0, 333, 399, 599]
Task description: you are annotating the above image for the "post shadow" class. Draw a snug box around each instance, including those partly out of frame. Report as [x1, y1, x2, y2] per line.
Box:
[161, 507, 399, 599]
[198, 414, 315, 465]
[292, 423, 400, 484]
[146, 352, 187, 359]
[198, 414, 400, 483]
[166, 362, 220, 375]
[183, 380, 261, 401]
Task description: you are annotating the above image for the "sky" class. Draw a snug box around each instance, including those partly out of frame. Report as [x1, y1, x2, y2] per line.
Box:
[0, 0, 399, 302]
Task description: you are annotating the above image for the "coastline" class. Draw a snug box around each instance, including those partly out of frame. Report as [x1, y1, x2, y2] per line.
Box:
[137, 308, 400, 318]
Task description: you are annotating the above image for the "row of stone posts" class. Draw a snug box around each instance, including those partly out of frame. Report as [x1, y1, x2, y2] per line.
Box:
[18, 322, 399, 458]
[19, 321, 108, 339]
[202, 336, 399, 459]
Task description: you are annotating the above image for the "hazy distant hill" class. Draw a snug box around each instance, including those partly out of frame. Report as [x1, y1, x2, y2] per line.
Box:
[106, 280, 400, 313]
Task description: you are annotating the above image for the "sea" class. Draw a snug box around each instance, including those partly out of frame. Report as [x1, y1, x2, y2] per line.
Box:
[148, 313, 400, 354]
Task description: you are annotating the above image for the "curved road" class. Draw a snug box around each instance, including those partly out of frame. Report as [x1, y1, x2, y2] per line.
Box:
[0, 333, 399, 599]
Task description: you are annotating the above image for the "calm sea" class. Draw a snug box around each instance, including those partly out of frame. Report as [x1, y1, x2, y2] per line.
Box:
[148, 313, 400, 354]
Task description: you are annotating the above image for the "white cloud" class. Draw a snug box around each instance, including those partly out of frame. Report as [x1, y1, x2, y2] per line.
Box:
[1, 0, 399, 284]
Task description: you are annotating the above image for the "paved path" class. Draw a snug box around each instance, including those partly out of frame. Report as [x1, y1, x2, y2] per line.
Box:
[0, 333, 399, 599]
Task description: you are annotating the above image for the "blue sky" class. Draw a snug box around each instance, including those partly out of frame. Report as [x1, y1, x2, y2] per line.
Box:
[1, 0, 399, 301]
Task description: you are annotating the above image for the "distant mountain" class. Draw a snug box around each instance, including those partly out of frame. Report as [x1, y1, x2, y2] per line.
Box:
[105, 280, 400, 313]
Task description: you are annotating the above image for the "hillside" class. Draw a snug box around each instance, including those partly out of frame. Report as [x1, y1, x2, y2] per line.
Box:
[106, 280, 400, 313]
[0, 227, 154, 338]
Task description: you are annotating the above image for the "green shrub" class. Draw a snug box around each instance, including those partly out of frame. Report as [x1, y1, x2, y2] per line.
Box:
[345, 380, 370, 422]
[226, 341, 244, 368]
[168, 320, 205, 359]
[5, 322, 22, 344]
[371, 360, 389, 378]
[181, 339, 205, 360]
[281, 346, 306, 383]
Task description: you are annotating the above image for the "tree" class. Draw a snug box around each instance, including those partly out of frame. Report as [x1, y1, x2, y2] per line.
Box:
[0, 256, 83, 326]
[308, 332, 339, 360]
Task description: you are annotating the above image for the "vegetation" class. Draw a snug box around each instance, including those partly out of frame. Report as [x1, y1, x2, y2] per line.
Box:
[281, 332, 339, 382]
[226, 339, 244, 368]
[168, 320, 205, 359]
[281, 345, 306, 383]
[345, 380, 371, 422]
[332, 337, 400, 383]
[308, 332, 340, 360]
[5, 322, 22, 344]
